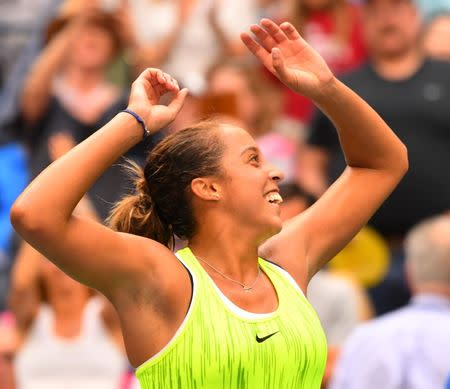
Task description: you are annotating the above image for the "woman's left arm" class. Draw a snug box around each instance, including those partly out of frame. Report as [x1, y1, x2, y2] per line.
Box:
[243, 19, 408, 288]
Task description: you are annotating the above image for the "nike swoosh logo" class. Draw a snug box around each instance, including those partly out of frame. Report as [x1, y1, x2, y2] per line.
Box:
[256, 331, 279, 343]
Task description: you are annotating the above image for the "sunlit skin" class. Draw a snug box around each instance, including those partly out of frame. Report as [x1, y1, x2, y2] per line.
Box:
[196, 125, 284, 241]
[11, 19, 408, 368]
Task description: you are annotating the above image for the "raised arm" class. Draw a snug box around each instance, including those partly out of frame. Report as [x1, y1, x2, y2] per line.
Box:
[20, 18, 81, 124]
[208, 1, 247, 58]
[11, 68, 188, 296]
[125, 1, 191, 75]
[242, 19, 408, 288]
[129, 27, 184, 75]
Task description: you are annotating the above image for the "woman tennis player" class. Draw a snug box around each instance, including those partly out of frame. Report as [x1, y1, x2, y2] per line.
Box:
[11, 19, 408, 388]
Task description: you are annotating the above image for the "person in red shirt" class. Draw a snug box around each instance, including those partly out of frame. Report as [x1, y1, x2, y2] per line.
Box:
[278, 0, 367, 123]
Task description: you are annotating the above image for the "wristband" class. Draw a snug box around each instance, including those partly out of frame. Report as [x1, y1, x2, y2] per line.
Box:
[121, 108, 150, 139]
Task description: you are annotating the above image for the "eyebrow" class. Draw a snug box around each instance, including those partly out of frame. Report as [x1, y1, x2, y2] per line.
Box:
[240, 146, 260, 156]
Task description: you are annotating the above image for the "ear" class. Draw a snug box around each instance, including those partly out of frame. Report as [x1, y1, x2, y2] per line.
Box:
[191, 178, 221, 201]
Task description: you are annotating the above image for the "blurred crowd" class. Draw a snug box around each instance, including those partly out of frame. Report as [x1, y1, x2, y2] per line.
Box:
[1, 0, 450, 388]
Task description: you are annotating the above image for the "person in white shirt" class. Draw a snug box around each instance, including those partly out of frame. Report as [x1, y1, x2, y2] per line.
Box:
[127, 0, 259, 93]
[330, 214, 450, 389]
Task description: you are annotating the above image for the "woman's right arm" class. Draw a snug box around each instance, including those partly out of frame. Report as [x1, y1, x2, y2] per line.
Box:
[11, 68, 188, 296]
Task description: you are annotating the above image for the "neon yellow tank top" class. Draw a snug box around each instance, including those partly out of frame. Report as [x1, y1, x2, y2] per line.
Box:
[136, 247, 327, 388]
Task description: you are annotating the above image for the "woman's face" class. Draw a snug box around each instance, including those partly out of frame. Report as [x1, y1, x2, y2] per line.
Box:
[216, 125, 284, 242]
[69, 24, 115, 70]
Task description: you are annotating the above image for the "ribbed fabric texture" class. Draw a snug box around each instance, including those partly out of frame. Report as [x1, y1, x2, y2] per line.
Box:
[136, 247, 327, 388]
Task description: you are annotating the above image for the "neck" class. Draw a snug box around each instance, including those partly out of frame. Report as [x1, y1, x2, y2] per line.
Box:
[47, 290, 89, 319]
[372, 48, 424, 81]
[189, 221, 261, 283]
[62, 64, 106, 92]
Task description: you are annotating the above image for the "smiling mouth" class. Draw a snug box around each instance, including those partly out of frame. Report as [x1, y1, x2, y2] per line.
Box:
[265, 192, 283, 204]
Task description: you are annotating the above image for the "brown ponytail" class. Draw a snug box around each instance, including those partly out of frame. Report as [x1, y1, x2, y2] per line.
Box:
[107, 160, 174, 248]
[107, 120, 225, 249]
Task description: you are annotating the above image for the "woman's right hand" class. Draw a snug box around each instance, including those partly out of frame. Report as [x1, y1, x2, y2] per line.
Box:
[127, 68, 188, 134]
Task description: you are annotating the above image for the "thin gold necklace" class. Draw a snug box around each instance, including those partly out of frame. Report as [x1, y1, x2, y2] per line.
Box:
[195, 255, 262, 292]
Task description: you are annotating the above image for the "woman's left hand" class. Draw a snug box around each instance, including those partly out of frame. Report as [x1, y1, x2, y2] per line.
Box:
[128, 68, 188, 133]
[241, 19, 335, 101]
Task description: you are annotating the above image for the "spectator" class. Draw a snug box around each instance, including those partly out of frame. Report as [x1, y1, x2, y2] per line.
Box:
[329, 215, 450, 389]
[275, 0, 366, 123]
[206, 59, 282, 137]
[306, 0, 450, 314]
[127, 0, 259, 93]
[20, 10, 147, 219]
[290, 0, 366, 74]
[423, 12, 450, 61]
[10, 241, 128, 389]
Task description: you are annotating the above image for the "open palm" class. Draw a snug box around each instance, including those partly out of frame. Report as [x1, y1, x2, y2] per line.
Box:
[241, 19, 334, 100]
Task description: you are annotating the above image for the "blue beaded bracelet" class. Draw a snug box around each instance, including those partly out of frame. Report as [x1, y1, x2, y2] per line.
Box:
[121, 108, 150, 139]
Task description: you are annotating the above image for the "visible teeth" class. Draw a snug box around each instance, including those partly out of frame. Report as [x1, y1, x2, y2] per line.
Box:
[265, 192, 283, 204]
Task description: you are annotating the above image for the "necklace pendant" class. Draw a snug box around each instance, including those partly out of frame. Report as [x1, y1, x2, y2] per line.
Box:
[243, 287, 252, 292]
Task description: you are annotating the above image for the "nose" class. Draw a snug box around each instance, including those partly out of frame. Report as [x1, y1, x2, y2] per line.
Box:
[268, 165, 284, 183]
